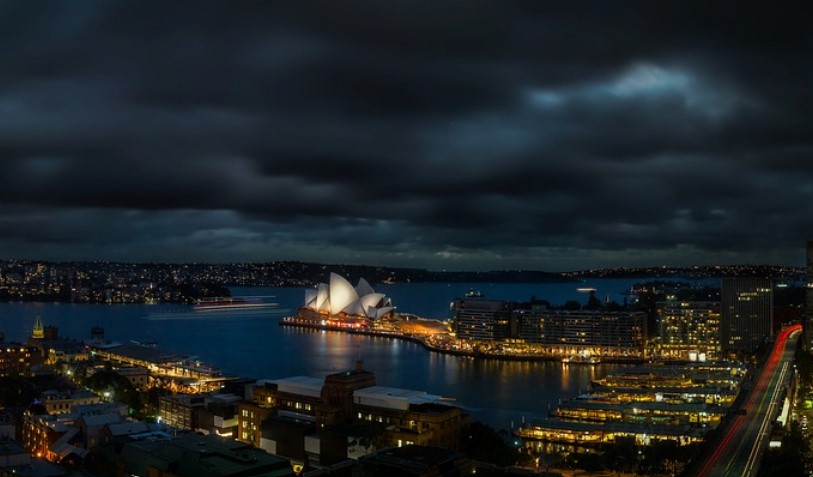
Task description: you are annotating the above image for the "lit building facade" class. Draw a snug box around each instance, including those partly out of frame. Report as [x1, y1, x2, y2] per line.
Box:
[518, 310, 647, 358]
[721, 277, 773, 352]
[0, 342, 35, 377]
[453, 299, 514, 341]
[517, 420, 704, 450]
[452, 298, 647, 358]
[553, 400, 725, 427]
[158, 394, 206, 430]
[238, 401, 276, 447]
[656, 301, 721, 361]
[239, 363, 465, 462]
[92, 342, 230, 393]
[41, 390, 101, 415]
[352, 387, 464, 450]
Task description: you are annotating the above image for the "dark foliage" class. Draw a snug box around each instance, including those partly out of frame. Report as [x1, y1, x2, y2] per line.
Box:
[459, 422, 518, 467]
[0, 375, 37, 407]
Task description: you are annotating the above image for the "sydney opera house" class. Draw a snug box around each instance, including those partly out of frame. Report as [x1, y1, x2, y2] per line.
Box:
[295, 273, 395, 327]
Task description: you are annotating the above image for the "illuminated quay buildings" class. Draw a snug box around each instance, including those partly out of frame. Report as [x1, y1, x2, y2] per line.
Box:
[90, 341, 234, 394]
[516, 363, 746, 452]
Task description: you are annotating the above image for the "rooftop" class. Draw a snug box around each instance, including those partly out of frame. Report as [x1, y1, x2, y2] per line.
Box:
[79, 413, 122, 429]
[360, 445, 469, 471]
[105, 421, 152, 437]
[326, 368, 375, 382]
[96, 342, 187, 364]
[0, 439, 27, 457]
[74, 402, 127, 417]
[120, 434, 294, 477]
[270, 376, 324, 398]
[353, 386, 443, 411]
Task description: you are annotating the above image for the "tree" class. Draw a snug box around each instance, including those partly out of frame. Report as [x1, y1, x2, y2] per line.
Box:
[602, 437, 637, 476]
[757, 423, 808, 477]
[84, 370, 143, 416]
[459, 422, 518, 467]
[346, 420, 389, 451]
[0, 376, 37, 407]
[584, 291, 603, 310]
[565, 452, 603, 475]
[563, 300, 582, 311]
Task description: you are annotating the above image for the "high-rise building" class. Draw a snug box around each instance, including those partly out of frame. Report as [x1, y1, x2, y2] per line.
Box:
[721, 277, 773, 352]
[806, 240, 813, 352]
[656, 301, 721, 361]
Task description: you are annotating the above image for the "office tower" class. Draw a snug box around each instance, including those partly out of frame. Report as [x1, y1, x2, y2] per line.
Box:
[721, 277, 773, 352]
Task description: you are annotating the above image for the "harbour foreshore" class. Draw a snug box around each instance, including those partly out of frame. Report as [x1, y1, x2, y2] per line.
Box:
[278, 316, 646, 364]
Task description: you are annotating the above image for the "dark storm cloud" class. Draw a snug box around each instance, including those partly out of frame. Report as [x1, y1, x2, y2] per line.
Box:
[0, 1, 811, 270]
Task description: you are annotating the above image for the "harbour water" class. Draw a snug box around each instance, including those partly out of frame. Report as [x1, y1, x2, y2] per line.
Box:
[0, 278, 712, 429]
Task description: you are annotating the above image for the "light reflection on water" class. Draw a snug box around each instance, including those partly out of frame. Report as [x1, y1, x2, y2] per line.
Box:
[0, 279, 695, 428]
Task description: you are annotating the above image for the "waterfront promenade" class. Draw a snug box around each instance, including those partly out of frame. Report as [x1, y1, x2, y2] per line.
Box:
[279, 314, 647, 364]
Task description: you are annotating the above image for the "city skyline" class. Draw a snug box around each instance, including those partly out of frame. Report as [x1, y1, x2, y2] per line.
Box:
[1, 2, 811, 271]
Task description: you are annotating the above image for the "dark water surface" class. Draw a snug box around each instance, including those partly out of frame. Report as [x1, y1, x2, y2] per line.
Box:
[0, 278, 708, 428]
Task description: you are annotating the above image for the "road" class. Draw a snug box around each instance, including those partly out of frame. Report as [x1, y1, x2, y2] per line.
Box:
[695, 324, 801, 477]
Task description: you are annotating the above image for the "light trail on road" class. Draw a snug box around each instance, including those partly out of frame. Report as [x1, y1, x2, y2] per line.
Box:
[695, 324, 800, 477]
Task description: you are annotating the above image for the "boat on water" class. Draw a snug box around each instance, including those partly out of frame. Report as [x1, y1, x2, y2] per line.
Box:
[465, 289, 484, 298]
[193, 296, 278, 312]
[561, 355, 601, 365]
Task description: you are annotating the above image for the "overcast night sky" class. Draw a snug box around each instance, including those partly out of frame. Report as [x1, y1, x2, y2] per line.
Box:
[0, 2, 810, 271]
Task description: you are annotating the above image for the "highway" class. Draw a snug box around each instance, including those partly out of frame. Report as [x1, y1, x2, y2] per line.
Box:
[695, 324, 801, 477]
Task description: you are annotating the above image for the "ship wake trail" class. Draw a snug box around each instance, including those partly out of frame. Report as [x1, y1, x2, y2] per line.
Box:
[147, 308, 289, 321]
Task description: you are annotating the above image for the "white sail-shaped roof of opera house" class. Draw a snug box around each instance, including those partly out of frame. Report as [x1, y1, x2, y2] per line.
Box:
[303, 273, 395, 320]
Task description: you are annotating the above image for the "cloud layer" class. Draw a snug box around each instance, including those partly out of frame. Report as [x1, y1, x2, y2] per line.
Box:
[0, 1, 811, 270]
